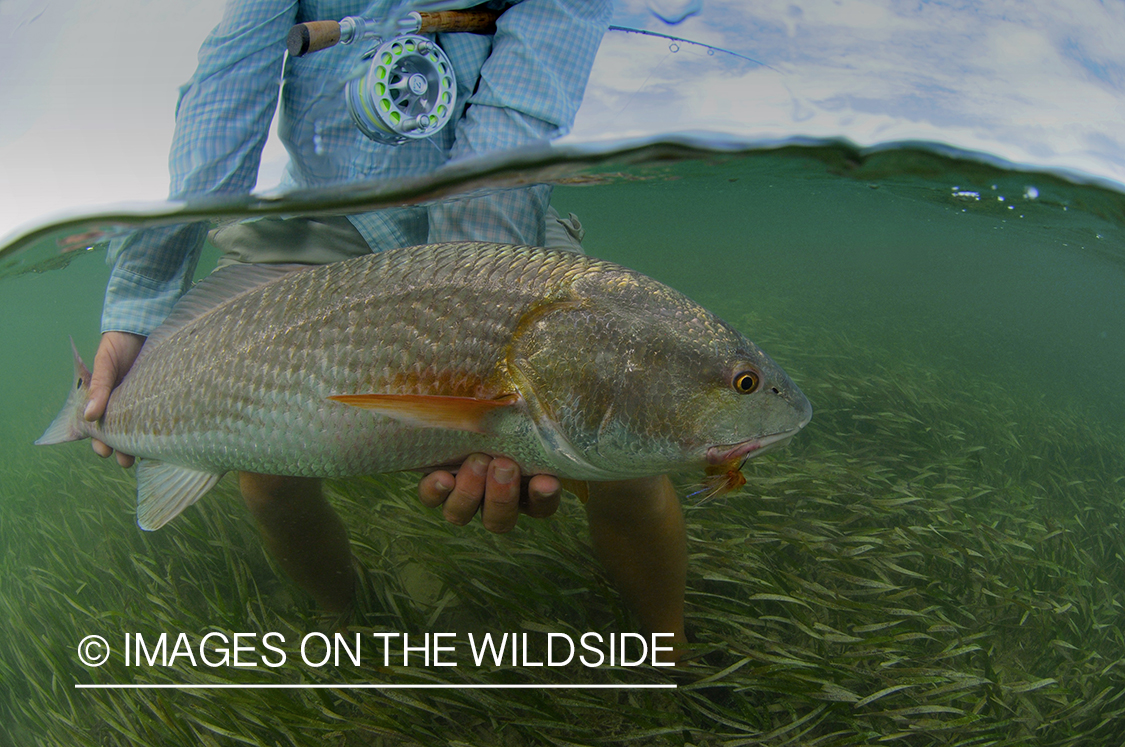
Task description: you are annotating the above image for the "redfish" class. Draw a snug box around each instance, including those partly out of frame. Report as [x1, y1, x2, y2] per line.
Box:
[38, 242, 811, 529]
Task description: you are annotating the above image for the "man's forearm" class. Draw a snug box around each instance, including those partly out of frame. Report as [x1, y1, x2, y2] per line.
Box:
[101, 222, 209, 336]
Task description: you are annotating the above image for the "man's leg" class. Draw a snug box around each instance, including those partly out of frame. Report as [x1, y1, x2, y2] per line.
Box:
[585, 476, 687, 661]
[239, 473, 355, 616]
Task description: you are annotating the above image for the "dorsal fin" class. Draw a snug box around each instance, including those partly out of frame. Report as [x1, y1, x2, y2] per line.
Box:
[142, 263, 312, 353]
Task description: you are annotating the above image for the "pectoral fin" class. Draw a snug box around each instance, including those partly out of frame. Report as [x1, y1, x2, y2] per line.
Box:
[135, 459, 224, 531]
[327, 393, 520, 434]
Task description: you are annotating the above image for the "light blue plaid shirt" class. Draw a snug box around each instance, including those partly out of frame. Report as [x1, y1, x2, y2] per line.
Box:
[103, 0, 610, 335]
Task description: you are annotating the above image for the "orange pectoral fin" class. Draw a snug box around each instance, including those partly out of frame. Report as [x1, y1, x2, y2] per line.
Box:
[327, 393, 520, 434]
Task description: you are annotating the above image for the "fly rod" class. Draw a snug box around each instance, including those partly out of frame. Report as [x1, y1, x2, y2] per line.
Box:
[287, 9, 500, 58]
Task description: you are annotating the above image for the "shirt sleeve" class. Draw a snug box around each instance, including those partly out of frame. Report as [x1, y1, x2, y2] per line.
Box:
[101, 0, 298, 336]
[427, 0, 610, 246]
[448, 0, 612, 157]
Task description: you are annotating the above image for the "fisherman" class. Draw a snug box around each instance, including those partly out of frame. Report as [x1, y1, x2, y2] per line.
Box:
[84, 0, 688, 657]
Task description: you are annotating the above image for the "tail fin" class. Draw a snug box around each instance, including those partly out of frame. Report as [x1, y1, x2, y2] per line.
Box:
[35, 337, 92, 446]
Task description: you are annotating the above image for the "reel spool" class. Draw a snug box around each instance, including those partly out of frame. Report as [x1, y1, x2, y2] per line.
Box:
[345, 34, 456, 145]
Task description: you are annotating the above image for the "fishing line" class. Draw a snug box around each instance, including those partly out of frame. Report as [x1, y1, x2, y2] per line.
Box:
[608, 25, 777, 72]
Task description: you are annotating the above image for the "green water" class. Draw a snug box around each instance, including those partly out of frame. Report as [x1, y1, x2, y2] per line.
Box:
[1, 142, 1123, 745]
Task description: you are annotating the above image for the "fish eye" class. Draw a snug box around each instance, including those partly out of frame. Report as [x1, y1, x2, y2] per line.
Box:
[732, 369, 760, 394]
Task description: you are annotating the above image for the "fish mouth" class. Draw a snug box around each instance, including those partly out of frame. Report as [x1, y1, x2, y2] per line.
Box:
[706, 430, 799, 466]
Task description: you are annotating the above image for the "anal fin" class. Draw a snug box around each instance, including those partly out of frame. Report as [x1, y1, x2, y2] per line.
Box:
[135, 459, 223, 531]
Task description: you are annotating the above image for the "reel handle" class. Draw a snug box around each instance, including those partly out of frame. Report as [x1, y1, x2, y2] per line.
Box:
[288, 10, 500, 57]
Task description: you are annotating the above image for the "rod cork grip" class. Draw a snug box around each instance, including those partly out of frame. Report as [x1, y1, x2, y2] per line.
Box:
[417, 10, 500, 35]
[287, 21, 341, 57]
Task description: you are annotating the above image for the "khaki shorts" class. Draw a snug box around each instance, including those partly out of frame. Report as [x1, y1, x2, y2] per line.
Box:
[211, 207, 585, 269]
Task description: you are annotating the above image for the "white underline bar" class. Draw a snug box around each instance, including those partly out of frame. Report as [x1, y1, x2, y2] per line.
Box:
[76, 683, 677, 690]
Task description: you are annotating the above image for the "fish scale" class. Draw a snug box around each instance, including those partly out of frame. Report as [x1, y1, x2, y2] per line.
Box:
[38, 241, 811, 529]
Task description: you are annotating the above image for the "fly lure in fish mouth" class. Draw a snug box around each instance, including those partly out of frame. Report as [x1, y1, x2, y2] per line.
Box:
[690, 430, 801, 503]
[690, 459, 748, 503]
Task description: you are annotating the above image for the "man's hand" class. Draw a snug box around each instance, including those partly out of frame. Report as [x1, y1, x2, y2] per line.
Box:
[418, 455, 561, 533]
[85, 331, 146, 467]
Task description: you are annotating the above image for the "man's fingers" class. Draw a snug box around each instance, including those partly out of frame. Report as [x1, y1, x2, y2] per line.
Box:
[83, 331, 146, 462]
[91, 438, 135, 467]
[441, 454, 490, 525]
[481, 459, 520, 533]
[417, 455, 562, 530]
[87, 340, 121, 421]
[417, 470, 455, 508]
[524, 474, 562, 519]
[84, 384, 110, 422]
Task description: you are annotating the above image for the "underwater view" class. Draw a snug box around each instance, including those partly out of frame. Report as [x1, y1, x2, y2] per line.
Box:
[1, 141, 1123, 746]
[2, 0, 1125, 745]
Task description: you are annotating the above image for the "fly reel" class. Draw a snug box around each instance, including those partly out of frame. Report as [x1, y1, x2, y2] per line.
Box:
[345, 34, 456, 145]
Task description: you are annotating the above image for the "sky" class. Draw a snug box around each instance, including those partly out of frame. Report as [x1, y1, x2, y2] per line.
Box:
[1, 0, 1124, 243]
